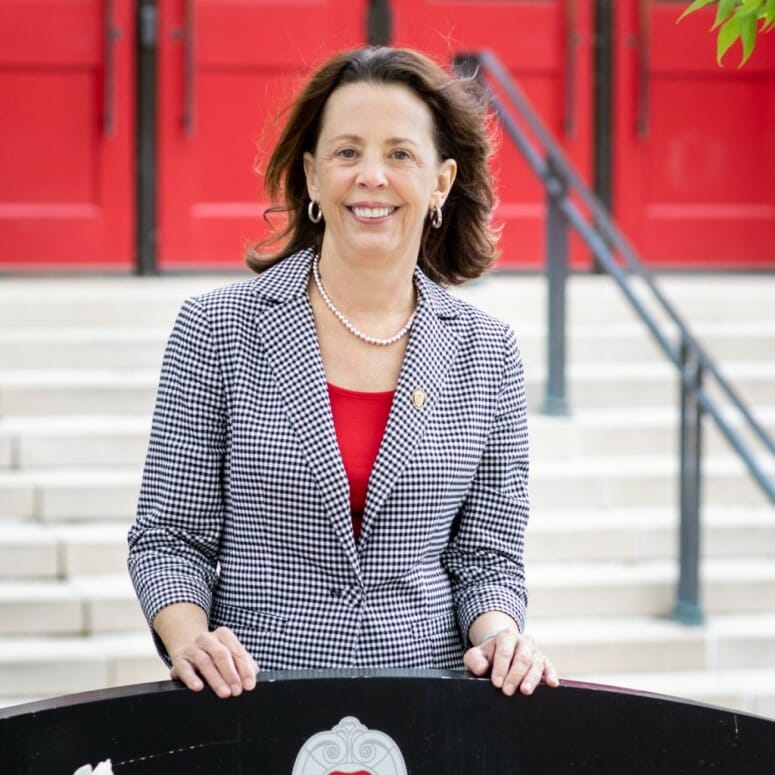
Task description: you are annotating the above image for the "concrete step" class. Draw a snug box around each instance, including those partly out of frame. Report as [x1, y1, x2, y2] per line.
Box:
[0, 505, 770, 583]
[0, 575, 144, 635]
[0, 554, 773, 639]
[0, 361, 775, 417]
[0, 507, 770, 583]
[528, 558, 775, 619]
[3, 361, 772, 418]
[551, 361, 775, 410]
[2, 275, 774, 326]
[529, 406, 775, 460]
[0, 523, 128, 579]
[532, 613, 775, 676]
[3, 321, 773, 371]
[0, 454, 769, 523]
[575, 668, 775, 720]
[526, 506, 775, 563]
[0, 416, 151, 470]
[0, 371, 158, 417]
[0, 632, 167, 698]
[460, 274, 775, 326]
[0, 278, 230, 330]
[1, 409, 772, 472]
[0, 329, 168, 370]
[0, 272, 771, 716]
[0, 469, 140, 521]
[0, 613, 773, 710]
[0, 523, 59, 579]
[529, 454, 772, 509]
[0, 432, 11, 468]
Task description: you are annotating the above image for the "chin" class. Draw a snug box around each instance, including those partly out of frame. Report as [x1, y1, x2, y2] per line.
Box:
[348, 237, 402, 259]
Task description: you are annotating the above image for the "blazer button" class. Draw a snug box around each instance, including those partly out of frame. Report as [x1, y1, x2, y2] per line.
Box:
[337, 585, 364, 609]
[329, 587, 343, 598]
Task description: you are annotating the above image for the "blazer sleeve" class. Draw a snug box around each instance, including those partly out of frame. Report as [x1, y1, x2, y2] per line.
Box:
[128, 296, 227, 651]
[442, 323, 530, 643]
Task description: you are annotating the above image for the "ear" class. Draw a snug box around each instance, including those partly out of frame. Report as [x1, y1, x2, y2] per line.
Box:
[303, 151, 319, 201]
[432, 158, 457, 210]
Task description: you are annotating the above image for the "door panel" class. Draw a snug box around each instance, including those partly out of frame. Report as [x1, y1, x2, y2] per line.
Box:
[0, 0, 134, 270]
[614, 1, 775, 267]
[6, 2, 766, 272]
[157, 0, 365, 270]
[391, 0, 595, 269]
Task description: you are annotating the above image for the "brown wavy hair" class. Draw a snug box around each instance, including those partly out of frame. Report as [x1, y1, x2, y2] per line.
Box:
[247, 47, 499, 285]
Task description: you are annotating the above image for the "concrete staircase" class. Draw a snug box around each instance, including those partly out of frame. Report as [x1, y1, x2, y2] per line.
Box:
[0, 273, 773, 717]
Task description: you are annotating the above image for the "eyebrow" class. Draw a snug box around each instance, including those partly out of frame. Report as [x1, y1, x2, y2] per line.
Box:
[328, 134, 420, 146]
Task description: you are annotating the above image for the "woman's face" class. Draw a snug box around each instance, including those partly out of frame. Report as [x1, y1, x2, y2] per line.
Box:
[303, 81, 456, 271]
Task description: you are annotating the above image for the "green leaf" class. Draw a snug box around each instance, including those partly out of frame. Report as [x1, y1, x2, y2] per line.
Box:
[713, 0, 738, 29]
[678, 0, 716, 22]
[717, 14, 742, 63]
[764, 0, 775, 27]
[738, 11, 758, 63]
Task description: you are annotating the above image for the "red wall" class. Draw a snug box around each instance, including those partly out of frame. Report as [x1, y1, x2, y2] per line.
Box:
[0, 0, 135, 270]
[0, 1, 772, 271]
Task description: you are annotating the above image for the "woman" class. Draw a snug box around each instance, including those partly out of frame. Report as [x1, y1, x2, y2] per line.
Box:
[128, 47, 558, 701]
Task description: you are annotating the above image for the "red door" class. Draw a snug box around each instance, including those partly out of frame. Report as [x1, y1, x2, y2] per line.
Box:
[614, 1, 775, 267]
[391, 0, 595, 269]
[0, 0, 134, 270]
[156, 0, 365, 270]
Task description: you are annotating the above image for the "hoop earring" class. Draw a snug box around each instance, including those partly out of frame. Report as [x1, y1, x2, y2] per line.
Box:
[430, 205, 443, 229]
[308, 200, 323, 224]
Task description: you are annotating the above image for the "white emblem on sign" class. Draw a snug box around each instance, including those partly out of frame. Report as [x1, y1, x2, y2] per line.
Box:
[292, 716, 408, 775]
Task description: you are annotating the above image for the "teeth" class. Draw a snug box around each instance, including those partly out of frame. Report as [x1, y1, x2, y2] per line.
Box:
[352, 206, 393, 219]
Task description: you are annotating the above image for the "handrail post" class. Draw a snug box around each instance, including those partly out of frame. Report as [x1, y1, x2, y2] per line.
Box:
[674, 340, 705, 625]
[543, 158, 570, 416]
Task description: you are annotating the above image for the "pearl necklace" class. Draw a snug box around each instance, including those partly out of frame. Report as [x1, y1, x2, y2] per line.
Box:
[311, 256, 417, 347]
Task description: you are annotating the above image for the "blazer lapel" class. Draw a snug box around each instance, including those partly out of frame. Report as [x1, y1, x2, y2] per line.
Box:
[254, 253, 359, 574]
[359, 276, 461, 547]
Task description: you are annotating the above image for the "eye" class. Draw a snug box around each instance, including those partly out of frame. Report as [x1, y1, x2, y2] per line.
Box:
[390, 149, 412, 161]
[336, 147, 358, 159]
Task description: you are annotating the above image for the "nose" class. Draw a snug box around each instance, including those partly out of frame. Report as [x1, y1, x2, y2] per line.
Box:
[356, 153, 388, 188]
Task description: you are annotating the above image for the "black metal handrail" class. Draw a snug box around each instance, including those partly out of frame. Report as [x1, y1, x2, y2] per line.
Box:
[454, 51, 775, 625]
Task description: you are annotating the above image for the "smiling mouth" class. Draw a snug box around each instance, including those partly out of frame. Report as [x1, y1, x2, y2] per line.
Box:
[349, 206, 397, 219]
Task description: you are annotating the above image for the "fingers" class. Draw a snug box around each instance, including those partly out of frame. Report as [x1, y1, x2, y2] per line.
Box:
[463, 642, 492, 676]
[170, 627, 258, 699]
[170, 658, 204, 692]
[471, 631, 559, 697]
[490, 629, 523, 693]
[509, 636, 544, 696]
[219, 627, 259, 690]
[543, 657, 560, 688]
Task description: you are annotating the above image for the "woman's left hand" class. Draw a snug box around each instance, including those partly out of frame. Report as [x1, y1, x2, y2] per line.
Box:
[463, 629, 559, 696]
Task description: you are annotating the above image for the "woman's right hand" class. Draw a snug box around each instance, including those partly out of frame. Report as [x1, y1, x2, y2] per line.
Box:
[169, 626, 259, 698]
[154, 603, 259, 699]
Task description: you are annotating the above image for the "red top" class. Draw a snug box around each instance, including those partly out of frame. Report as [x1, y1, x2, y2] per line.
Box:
[327, 382, 395, 542]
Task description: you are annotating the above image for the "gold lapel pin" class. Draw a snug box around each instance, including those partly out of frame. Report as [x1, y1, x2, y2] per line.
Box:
[411, 387, 427, 410]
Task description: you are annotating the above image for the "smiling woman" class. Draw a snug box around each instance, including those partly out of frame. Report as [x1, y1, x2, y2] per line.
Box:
[302, 81, 457, 289]
[127, 47, 558, 703]
[251, 47, 498, 285]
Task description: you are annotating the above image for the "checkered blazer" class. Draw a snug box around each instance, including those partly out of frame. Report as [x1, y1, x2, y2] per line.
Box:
[128, 247, 530, 670]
